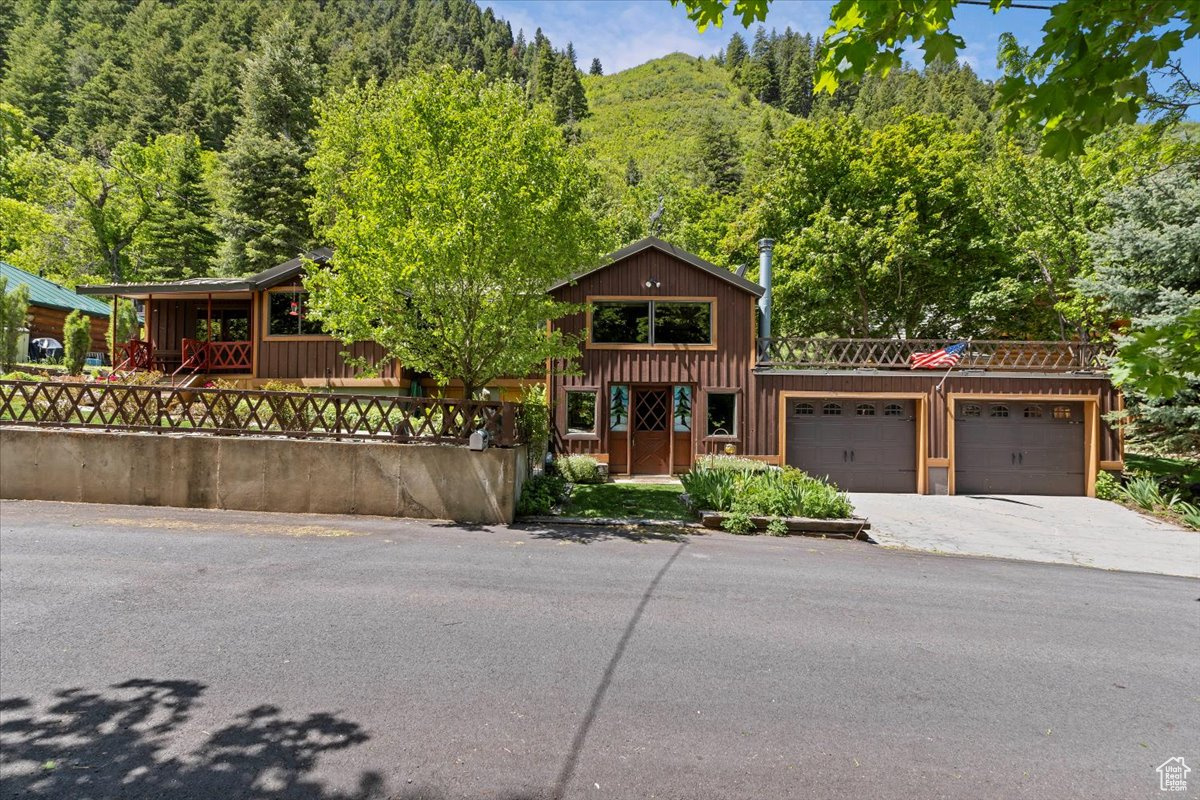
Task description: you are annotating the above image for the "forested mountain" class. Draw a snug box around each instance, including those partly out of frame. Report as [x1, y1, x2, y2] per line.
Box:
[579, 53, 785, 184]
[0, 0, 588, 275]
[1, 0, 587, 153]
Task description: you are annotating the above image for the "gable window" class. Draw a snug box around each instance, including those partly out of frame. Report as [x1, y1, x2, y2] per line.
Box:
[566, 390, 598, 435]
[590, 299, 713, 346]
[706, 392, 737, 437]
[654, 302, 711, 344]
[267, 290, 324, 336]
[591, 301, 650, 344]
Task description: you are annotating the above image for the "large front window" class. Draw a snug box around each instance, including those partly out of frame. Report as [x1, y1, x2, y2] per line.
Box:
[268, 291, 324, 336]
[590, 300, 712, 346]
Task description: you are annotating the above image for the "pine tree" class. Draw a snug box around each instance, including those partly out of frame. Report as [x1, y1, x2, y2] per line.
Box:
[550, 52, 587, 124]
[0, 8, 69, 136]
[696, 116, 744, 195]
[589, 57, 603, 76]
[116, 0, 188, 143]
[218, 16, 318, 275]
[528, 32, 557, 104]
[133, 134, 219, 281]
[725, 32, 748, 72]
[625, 156, 641, 187]
[745, 27, 779, 104]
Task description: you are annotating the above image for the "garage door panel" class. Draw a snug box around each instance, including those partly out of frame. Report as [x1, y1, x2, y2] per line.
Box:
[954, 400, 1084, 496]
[785, 398, 916, 493]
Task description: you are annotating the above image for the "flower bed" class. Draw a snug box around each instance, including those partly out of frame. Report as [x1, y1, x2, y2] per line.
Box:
[681, 462, 857, 534]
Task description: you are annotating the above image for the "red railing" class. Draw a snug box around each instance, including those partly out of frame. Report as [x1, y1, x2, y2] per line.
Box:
[115, 339, 154, 372]
[179, 339, 253, 372]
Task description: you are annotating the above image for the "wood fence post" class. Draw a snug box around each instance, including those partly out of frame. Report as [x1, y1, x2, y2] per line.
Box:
[501, 403, 516, 446]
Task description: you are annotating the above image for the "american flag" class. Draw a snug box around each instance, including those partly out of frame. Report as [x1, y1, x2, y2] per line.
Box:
[909, 340, 968, 369]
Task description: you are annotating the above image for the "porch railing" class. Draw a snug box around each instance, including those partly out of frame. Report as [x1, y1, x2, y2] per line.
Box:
[115, 339, 154, 372]
[0, 380, 523, 446]
[180, 338, 253, 372]
[756, 337, 1113, 372]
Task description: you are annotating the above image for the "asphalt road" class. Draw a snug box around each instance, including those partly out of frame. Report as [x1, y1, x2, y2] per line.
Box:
[1, 500, 1197, 800]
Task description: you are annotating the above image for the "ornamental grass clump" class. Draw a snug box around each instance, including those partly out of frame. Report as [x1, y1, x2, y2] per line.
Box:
[681, 464, 854, 525]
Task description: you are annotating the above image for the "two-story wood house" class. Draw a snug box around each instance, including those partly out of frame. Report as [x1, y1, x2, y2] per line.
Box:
[85, 236, 1122, 496]
[548, 237, 1122, 497]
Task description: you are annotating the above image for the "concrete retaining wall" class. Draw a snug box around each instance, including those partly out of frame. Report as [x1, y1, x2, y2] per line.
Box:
[0, 427, 527, 524]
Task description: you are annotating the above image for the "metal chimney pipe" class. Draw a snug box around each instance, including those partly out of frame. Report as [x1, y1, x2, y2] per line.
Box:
[757, 238, 774, 339]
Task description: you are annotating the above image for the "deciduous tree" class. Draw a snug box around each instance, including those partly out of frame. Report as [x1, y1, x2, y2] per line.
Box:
[306, 69, 603, 398]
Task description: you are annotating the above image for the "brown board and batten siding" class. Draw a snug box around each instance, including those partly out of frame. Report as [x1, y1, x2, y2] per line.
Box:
[549, 242, 759, 466]
[255, 282, 402, 381]
[257, 339, 400, 380]
[753, 371, 1122, 464]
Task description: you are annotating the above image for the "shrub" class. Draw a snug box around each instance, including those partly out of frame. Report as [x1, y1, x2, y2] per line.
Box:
[1118, 475, 1178, 511]
[2, 370, 43, 382]
[721, 509, 755, 534]
[517, 473, 566, 516]
[692, 454, 771, 472]
[0, 276, 30, 371]
[765, 517, 789, 536]
[1095, 471, 1121, 501]
[62, 310, 92, 375]
[104, 297, 139, 357]
[682, 464, 853, 521]
[555, 454, 605, 484]
[518, 383, 550, 471]
[1176, 502, 1200, 531]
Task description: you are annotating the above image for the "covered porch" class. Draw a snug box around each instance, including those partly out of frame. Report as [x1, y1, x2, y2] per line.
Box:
[80, 279, 259, 379]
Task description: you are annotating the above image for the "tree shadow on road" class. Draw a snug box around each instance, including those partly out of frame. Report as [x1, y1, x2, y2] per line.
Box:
[0, 678, 540, 800]
[514, 521, 693, 544]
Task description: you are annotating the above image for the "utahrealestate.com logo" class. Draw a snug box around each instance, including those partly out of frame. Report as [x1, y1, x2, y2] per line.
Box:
[1157, 757, 1190, 792]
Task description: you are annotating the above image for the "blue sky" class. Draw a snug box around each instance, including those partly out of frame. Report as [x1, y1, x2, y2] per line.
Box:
[485, 0, 1056, 77]
[486, 0, 1200, 118]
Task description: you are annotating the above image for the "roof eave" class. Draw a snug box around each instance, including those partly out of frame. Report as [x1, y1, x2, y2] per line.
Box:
[549, 236, 764, 297]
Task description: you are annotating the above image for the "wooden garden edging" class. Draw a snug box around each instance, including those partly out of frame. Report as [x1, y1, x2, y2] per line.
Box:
[698, 510, 872, 539]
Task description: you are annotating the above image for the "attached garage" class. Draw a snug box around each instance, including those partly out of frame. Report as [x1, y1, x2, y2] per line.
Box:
[953, 399, 1086, 495]
[784, 397, 920, 492]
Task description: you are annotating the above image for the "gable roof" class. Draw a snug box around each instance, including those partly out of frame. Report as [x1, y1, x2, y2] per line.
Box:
[76, 248, 334, 296]
[0, 261, 113, 316]
[548, 236, 764, 297]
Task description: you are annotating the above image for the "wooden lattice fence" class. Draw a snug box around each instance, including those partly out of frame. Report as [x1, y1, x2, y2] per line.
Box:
[0, 380, 522, 445]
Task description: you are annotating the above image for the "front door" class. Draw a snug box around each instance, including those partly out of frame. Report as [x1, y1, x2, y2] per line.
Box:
[631, 387, 671, 474]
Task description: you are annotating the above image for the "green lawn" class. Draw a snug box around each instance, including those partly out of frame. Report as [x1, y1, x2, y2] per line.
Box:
[563, 482, 689, 521]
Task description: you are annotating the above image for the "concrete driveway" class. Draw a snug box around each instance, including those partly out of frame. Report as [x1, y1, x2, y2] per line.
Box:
[850, 493, 1199, 578]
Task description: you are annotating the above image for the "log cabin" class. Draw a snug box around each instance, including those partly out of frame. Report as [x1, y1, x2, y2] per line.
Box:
[84, 237, 1123, 496]
[1, 261, 112, 355]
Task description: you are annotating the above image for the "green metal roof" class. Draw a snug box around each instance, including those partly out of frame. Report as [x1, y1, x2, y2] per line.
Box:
[0, 262, 113, 317]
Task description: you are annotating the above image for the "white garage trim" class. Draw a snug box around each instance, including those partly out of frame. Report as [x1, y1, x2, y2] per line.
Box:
[946, 392, 1101, 498]
[776, 391, 928, 495]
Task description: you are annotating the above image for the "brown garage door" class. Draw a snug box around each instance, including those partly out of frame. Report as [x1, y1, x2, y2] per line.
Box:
[785, 399, 917, 492]
[955, 400, 1085, 495]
